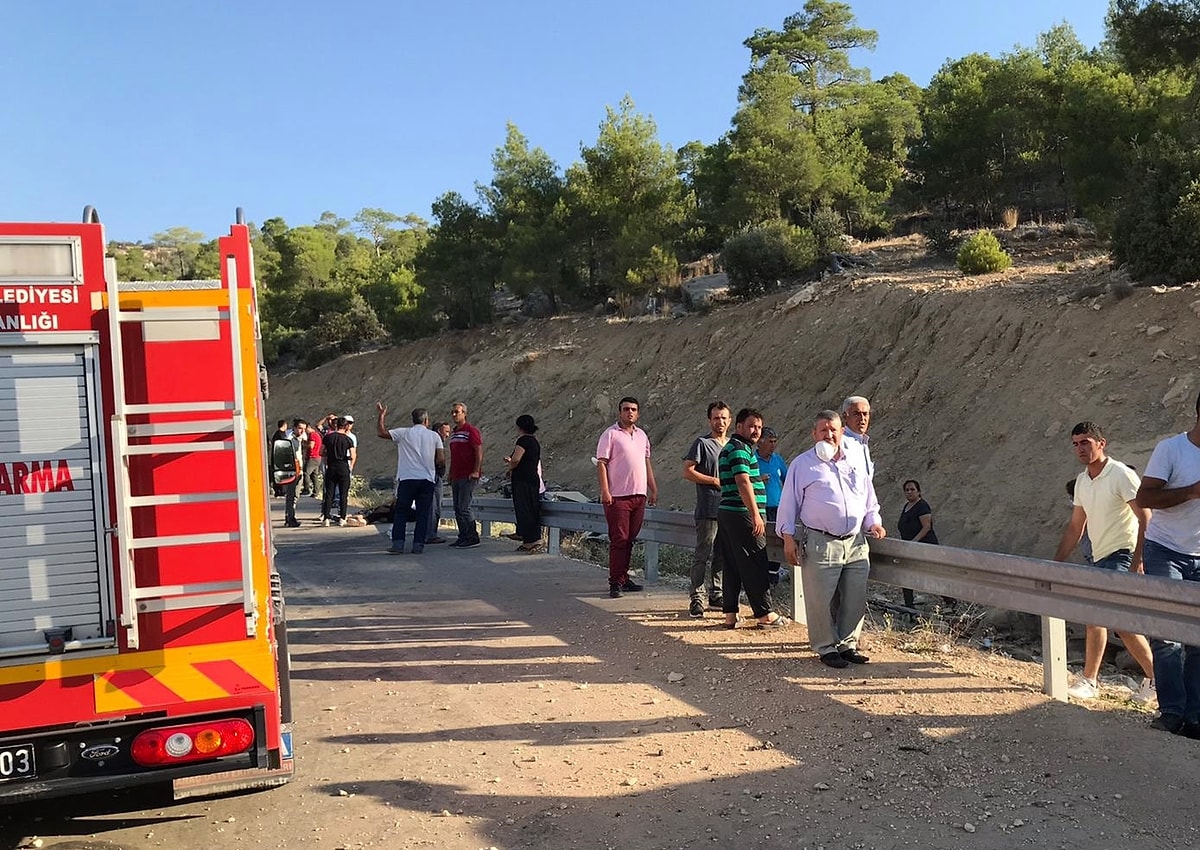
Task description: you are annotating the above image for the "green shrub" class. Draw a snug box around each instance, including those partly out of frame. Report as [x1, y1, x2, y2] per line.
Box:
[921, 220, 961, 259]
[956, 231, 1013, 275]
[721, 221, 819, 299]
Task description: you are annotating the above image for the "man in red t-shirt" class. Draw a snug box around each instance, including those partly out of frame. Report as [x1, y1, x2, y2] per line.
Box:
[448, 402, 483, 548]
[302, 424, 322, 496]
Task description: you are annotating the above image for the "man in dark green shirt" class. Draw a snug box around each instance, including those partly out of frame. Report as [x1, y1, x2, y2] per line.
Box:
[717, 408, 789, 630]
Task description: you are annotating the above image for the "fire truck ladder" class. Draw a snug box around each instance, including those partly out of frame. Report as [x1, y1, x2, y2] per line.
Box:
[106, 256, 258, 650]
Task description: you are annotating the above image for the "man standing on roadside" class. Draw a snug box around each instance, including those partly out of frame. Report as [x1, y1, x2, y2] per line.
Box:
[448, 402, 483, 549]
[1053, 422, 1156, 703]
[718, 408, 788, 629]
[377, 402, 444, 555]
[757, 426, 788, 585]
[283, 419, 307, 528]
[301, 420, 322, 497]
[683, 401, 730, 617]
[320, 417, 356, 527]
[1136, 393, 1200, 735]
[424, 421, 452, 545]
[777, 409, 885, 669]
[596, 396, 658, 598]
[841, 396, 874, 478]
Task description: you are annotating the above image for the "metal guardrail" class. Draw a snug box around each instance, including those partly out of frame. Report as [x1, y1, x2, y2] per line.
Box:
[470, 497, 1200, 702]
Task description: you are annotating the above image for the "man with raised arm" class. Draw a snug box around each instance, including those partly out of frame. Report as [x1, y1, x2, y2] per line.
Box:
[377, 402, 445, 555]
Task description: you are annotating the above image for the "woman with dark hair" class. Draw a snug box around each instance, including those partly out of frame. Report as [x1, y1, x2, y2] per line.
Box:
[898, 479, 947, 609]
[505, 414, 543, 551]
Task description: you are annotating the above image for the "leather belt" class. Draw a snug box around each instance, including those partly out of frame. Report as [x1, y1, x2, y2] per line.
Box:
[810, 527, 856, 541]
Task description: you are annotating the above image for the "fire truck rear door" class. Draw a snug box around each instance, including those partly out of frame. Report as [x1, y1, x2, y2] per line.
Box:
[0, 343, 112, 658]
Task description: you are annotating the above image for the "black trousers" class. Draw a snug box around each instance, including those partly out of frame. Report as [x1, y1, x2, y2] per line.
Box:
[717, 510, 773, 618]
[511, 478, 542, 543]
[322, 463, 351, 521]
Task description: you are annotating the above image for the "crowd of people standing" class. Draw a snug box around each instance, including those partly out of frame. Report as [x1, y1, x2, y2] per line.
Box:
[274, 386, 1200, 742]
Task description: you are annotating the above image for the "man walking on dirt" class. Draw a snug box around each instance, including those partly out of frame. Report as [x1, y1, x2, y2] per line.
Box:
[1053, 421, 1156, 704]
[448, 402, 483, 548]
[683, 402, 730, 617]
[596, 396, 658, 598]
[377, 402, 445, 555]
[776, 409, 885, 668]
[1136, 393, 1200, 735]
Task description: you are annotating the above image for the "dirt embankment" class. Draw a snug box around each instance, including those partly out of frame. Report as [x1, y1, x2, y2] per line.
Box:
[267, 235, 1199, 559]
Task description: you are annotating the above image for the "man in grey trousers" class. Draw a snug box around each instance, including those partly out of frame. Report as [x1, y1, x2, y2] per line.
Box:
[683, 402, 731, 617]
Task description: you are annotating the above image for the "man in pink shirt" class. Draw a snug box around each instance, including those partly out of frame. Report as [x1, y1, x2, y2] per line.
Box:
[596, 396, 659, 598]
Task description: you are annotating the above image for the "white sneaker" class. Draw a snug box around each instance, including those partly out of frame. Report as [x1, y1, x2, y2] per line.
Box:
[321, 518, 330, 527]
[1068, 677, 1099, 700]
[1131, 677, 1157, 705]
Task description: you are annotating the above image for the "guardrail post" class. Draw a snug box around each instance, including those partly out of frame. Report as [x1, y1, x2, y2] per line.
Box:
[548, 526, 560, 556]
[1041, 615, 1068, 702]
[480, 519, 492, 538]
[644, 542, 659, 584]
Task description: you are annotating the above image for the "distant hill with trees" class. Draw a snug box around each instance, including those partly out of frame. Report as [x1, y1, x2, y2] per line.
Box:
[107, 0, 1200, 369]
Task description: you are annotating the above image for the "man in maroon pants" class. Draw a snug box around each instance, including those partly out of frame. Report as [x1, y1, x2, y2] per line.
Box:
[596, 397, 658, 598]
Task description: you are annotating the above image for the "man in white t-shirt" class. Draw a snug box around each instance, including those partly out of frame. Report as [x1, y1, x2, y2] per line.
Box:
[1136, 393, 1200, 736]
[1053, 421, 1155, 703]
[376, 402, 444, 555]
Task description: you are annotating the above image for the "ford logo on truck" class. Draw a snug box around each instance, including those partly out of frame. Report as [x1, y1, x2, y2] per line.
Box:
[80, 744, 120, 761]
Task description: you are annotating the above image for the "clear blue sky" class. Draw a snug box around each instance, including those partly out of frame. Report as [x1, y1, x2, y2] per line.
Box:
[1, 1, 1110, 242]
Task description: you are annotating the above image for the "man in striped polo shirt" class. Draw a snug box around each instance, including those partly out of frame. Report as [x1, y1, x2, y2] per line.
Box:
[717, 408, 788, 629]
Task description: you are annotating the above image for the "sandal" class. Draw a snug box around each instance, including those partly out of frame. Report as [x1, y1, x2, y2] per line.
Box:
[756, 615, 790, 629]
[722, 616, 739, 630]
[517, 542, 544, 553]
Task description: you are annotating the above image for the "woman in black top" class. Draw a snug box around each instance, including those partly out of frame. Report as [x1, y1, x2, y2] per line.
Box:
[504, 414, 543, 550]
[898, 479, 950, 609]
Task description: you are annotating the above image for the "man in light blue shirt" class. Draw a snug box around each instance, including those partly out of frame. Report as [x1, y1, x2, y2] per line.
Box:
[777, 409, 885, 669]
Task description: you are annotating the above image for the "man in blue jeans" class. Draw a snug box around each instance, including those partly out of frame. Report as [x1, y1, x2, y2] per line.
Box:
[1136, 392, 1200, 735]
[1053, 422, 1156, 703]
[377, 402, 444, 555]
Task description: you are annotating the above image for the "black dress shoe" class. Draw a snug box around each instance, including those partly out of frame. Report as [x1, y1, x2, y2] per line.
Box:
[621, 579, 643, 592]
[820, 652, 849, 669]
[609, 584, 623, 598]
[840, 649, 870, 664]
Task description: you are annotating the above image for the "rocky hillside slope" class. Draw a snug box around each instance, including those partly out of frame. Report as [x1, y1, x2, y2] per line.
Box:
[267, 234, 1199, 559]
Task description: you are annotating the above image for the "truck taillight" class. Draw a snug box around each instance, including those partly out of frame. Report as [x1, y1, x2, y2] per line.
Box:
[131, 719, 255, 767]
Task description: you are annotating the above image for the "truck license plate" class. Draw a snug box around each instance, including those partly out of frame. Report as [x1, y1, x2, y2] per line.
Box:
[0, 744, 36, 782]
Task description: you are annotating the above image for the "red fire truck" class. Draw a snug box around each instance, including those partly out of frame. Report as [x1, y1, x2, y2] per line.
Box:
[0, 208, 293, 802]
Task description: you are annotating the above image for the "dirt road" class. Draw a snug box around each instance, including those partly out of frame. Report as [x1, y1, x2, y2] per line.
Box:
[4, 512, 1197, 850]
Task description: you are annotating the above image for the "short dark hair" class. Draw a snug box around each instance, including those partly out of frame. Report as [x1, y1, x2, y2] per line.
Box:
[619, 396, 639, 409]
[707, 400, 730, 417]
[276, 419, 287, 429]
[411, 408, 428, 424]
[1065, 479, 1076, 497]
[1071, 421, 1105, 441]
[335, 417, 347, 429]
[903, 479, 921, 493]
[735, 407, 763, 425]
[294, 418, 307, 428]
[433, 421, 450, 431]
